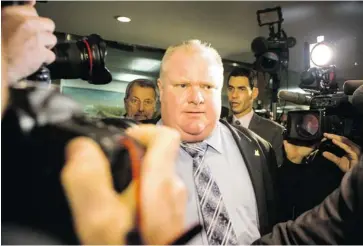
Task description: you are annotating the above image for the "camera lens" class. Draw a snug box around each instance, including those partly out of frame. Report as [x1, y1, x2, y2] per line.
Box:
[257, 52, 279, 73]
[45, 34, 112, 85]
[296, 113, 319, 138]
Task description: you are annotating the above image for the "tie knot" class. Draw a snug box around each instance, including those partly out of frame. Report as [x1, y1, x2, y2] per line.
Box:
[181, 141, 208, 158]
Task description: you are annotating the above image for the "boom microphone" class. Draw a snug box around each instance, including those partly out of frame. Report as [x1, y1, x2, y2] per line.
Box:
[278, 90, 312, 105]
[343, 80, 363, 95]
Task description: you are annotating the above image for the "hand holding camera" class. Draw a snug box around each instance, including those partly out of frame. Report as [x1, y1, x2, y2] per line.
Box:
[322, 133, 362, 172]
[283, 140, 315, 164]
[284, 133, 361, 172]
[1, 1, 57, 84]
[62, 125, 187, 245]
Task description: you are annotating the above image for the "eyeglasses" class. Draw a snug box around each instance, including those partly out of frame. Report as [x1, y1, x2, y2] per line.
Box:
[129, 98, 155, 107]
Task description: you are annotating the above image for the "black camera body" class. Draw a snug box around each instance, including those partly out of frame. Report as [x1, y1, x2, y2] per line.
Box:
[251, 6, 296, 73]
[2, 84, 143, 244]
[285, 97, 362, 146]
[2, 1, 112, 85]
[27, 33, 113, 85]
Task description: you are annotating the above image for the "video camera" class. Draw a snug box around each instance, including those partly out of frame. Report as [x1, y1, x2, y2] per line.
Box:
[279, 67, 363, 146]
[251, 6, 296, 74]
[250, 6, 296, 120]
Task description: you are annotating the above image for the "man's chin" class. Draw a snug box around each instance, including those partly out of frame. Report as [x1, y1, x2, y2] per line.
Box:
[134, 115, 147, 121]
[179, 124, 214, 142]
[231, 109, 243, 115]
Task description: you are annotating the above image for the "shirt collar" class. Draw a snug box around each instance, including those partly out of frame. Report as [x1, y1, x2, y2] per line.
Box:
[156, 119, 223, 154]
[233, 110, 254, 128]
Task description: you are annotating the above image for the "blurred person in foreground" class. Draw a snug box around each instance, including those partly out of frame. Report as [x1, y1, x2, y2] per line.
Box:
[1, 2, 190, 245]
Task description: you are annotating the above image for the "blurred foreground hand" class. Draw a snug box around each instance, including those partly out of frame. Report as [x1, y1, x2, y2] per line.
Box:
[61, 125, 187, 245]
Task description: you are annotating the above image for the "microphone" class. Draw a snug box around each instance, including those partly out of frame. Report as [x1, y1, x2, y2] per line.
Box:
[278, 90, 312, 105]
[352, 84, 363, 114]
[343, 80, 363, 95]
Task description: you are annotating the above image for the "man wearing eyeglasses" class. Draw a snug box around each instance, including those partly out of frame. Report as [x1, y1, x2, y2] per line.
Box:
[124, 79, 158, 121]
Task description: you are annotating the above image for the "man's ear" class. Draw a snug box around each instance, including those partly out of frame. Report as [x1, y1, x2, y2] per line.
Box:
[252, 87, 259, 101]
[157, 79, 163, 100]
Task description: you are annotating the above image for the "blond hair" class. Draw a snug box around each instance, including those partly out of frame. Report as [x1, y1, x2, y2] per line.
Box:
[159, 40, 224, 80]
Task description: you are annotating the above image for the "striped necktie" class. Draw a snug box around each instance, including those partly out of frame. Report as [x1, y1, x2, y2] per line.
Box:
[181, 142, 238, 245]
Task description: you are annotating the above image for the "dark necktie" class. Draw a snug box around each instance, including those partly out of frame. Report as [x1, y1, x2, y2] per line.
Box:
[181, 142, 238, 245]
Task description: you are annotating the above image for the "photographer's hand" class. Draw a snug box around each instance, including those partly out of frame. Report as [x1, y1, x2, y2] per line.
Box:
[284, 140, 315, 164]
[1, 1, 57, 84]
[61, 125, 186, 245]
[322, 133, 362, 172]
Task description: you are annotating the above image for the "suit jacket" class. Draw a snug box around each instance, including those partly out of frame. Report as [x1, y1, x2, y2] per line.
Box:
[141, 117, 279, 236]
[254, 158, 363, 244]
[227, 113, 285, 167]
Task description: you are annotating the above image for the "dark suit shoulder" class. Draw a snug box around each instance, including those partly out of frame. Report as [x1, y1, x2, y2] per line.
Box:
[254, 114, 285, 132]
[221, 119, 272, 153]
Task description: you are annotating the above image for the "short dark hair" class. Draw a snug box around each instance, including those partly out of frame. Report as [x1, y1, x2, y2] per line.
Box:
[124, 79, 158, 100]
[227, 67, 257, 88]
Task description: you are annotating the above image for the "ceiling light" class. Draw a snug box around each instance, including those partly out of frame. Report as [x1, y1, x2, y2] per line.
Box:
[115, 16, 131, 23]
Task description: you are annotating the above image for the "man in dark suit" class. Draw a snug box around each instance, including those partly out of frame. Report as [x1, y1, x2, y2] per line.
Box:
[142, 40, 279, 245]
[226, 67, 285, 166]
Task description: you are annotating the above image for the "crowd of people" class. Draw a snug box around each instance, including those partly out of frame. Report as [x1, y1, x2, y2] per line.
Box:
[2, 1, 363, 245]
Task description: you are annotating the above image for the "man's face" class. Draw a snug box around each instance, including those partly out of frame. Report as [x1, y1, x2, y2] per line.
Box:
[158, 49, 223, 143]
[227, 76, 258, 116]
[125, 85, 156, 121]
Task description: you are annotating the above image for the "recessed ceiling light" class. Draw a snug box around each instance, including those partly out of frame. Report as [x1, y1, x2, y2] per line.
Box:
[115, 16, 131, 23]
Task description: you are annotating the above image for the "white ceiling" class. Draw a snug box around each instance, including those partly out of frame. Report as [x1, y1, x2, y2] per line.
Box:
[36, 1, 363, 77]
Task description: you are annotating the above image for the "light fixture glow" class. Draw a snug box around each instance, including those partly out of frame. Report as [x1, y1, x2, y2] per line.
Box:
[116, 16, 131, 23]
[310, 42, 333, 67]
[113, 73, 151, 82]
[317, 35, 325, 43]
[129, 58, 161, 72]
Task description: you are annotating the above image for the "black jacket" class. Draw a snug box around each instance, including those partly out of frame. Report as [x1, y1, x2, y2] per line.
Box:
[141, 117, 280, 236]
[255, 157, 363, 245]
[227, 113, 285, 167]
[277, 151, 344, 222]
